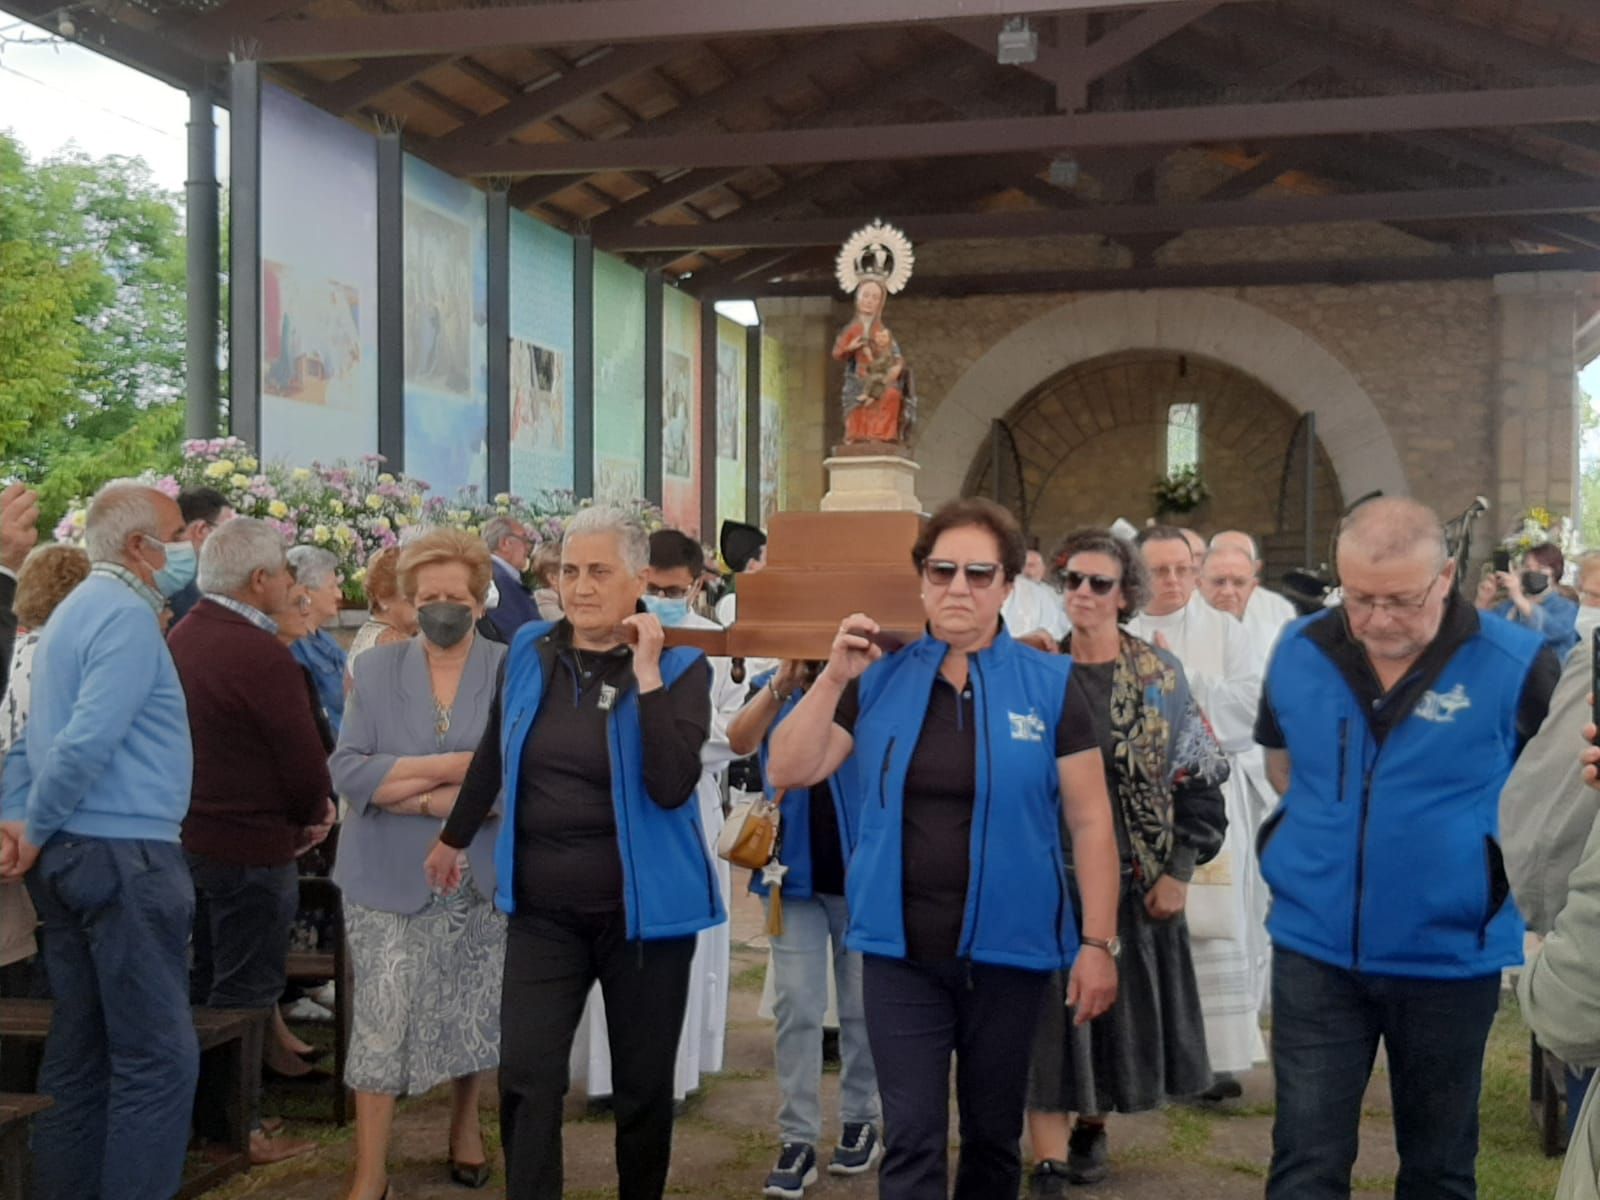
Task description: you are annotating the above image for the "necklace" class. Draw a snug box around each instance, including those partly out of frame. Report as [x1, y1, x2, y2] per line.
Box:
[433, 698, 453, 740]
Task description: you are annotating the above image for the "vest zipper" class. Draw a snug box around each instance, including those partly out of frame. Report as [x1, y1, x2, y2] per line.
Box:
[1351, 746, 1380, 969]
[878, 737, 895, 808]
[606, 707, 644, 941]
[1336, 719, 1348, 802]
[961, 658, 994, 962]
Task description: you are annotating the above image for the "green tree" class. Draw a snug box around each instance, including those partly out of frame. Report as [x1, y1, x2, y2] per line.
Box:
[0, 131, 190, 529]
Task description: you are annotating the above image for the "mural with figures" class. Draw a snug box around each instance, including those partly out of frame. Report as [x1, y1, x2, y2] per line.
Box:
[662, 286, 701, 534]
[508, 210, 575, 496]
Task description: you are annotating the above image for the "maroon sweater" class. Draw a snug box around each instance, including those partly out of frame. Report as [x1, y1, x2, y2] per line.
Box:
[169, 599, 333, 866]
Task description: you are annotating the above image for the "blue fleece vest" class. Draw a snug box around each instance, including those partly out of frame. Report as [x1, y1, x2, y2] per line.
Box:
[1259, 610, 1541, 979]
[842, 628, 1079, 971]
[747, 672, 854, 901]
[493, 621, 727, 940]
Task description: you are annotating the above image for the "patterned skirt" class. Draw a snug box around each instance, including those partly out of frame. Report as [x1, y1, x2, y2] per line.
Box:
[1028, 876, 1212, 1115]
[344, 872, 507, 1096]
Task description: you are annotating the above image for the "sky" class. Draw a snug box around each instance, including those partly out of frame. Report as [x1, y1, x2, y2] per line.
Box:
[0, 13, 225, 191]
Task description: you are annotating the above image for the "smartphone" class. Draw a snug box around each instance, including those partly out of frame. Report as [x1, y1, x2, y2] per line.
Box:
[1592, 627, 1600, 742]
[1493, 549, 1512, 574]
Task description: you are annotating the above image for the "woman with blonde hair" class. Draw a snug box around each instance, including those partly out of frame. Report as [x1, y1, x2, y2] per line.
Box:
[331, 529, 507, 1197]
[0, 544, 90, 994]
[347, 546, 418, 674]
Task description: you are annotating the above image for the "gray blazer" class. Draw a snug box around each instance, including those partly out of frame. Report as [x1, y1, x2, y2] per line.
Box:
[331, 635, 505, 914]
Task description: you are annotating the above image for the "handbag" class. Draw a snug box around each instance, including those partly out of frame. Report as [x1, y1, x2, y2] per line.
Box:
[1182, 849, 1238, 942]
[717, 790, 783, 870]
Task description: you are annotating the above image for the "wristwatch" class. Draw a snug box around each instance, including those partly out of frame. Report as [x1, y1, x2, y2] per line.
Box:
[1081, 935, 1122, 960]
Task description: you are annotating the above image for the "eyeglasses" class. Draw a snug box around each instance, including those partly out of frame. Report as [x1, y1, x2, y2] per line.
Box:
[1343, 570, 1442, 618]
[1063, 570, 1118, 596]
[922, 560, 1001, 589]
[645, 584, 693, 600]
[1150, 563, 1194, 581]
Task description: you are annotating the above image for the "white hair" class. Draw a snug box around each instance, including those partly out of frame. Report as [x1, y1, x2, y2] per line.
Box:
[287, 545, 340, 590]
[1210, 530, 1260, 561]
[562, 505, 647, 574]
[198, 517, 287, 595]
[83, 480, 166, 565]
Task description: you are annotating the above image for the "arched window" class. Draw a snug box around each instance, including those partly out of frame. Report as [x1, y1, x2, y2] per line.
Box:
[1166, 401, 1200, 474]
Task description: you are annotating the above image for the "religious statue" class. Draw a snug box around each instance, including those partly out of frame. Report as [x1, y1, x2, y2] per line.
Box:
[833, 221, 917, 448]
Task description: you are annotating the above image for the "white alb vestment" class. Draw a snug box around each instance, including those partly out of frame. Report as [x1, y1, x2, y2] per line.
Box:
[570, 610, 743, 1099]
[1003, 575, 1071, 642]
[1125, 593, 1267, 1073]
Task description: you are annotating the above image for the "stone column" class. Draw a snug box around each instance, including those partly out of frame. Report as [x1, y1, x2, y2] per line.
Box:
[757, 296, 840, 511]
[1491, 271, 1590, 530]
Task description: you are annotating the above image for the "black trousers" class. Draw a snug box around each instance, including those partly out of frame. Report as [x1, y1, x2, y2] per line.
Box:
[863, 954, 1049, 1200]
[499, 908, 696, 1200]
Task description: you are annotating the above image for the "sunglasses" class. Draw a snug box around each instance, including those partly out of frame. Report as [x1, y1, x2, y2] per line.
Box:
[922, 560, 1001, 589]
[1063, 570, 1119, 596]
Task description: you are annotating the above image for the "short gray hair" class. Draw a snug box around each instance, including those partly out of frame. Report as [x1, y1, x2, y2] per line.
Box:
[562, 505, 647, 574]
[1210, 529, 1260, 561]
[1338, 497, 1446, 570]
[198, 517, 287, 595]
[287, 545, 340, 590]
[482, 515, 526, 553]
[83, 481, 166, 564]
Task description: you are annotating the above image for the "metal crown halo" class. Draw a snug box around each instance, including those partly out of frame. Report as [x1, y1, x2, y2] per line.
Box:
[835, 220, 915, 296]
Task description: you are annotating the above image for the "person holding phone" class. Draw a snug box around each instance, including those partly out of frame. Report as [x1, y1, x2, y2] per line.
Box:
[1477, 543, 1580, 659]
[766, 497, 1119, 1200]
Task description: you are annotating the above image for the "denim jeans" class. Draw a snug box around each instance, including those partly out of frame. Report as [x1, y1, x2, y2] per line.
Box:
[1267, 946, 1502, 1200]
[863, 954, 1047, 1200]
[765, 893, 878, 1146]
[25, 836, 200, 1200]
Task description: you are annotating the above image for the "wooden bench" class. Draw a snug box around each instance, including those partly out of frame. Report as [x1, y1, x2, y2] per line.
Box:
[283, 874, 352, 1123]
[0, 1093, 50, 1200]
[0, 998, 268, 1200]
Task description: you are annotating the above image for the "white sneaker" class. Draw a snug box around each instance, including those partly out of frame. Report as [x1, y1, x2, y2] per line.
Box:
[283, 997, 333, 1022]
[308, 982, 336, 1009]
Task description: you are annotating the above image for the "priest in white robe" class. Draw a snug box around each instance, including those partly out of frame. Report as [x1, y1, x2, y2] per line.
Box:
[1210, 530, 1299, 655]
[1125, 528, 1267, 1088]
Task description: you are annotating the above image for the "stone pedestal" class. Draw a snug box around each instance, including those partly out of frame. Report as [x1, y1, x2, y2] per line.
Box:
[821, 454, 922, 512]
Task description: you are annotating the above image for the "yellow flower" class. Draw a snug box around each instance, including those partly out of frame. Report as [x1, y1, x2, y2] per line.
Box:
[230, 474, 249, 489]
[493, 493, 510, 505]
[374, 517, 391, 532]
[204, 460, 234, 479]
[239, 456, 259, 473]
[377, 473, 395, 485]
[267, 500, 289, 519]
[329, 499, 345, 515]
[397, 516, 411, 528]
[366, 495, 383, 512]
[291, 467, 313, 482]
[312, 525, 331, 545]
[408, 495, 423, 510]
[335, 526, 357, 545]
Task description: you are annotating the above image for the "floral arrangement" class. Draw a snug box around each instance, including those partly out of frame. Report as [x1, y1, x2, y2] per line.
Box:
[1501, 505, 1578, 559]
[1151, 464, 1209, 514]
[52, 437, 665, 603]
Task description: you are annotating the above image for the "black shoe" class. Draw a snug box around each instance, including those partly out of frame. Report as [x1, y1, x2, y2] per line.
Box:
[1028, 1158, 1072, 1198]
[448, 1160, 491, 1188]
[1197, 1074, 1244, 1104]
[763, 1142, 818, 1198]
[1066, 1123, 1109, 1185]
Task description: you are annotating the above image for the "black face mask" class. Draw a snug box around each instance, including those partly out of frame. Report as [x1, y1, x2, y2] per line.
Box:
[417, 602, 475, 649]
[1521, 570, 1550, 596]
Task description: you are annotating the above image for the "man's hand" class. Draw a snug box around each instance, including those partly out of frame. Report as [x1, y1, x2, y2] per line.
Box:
[0, 484, 39, 574]
[294, 799, 337, 855]
[0, 821, 39, 882]
[1016, 629, 1060, 655]
[1144, 874, 1188, 920]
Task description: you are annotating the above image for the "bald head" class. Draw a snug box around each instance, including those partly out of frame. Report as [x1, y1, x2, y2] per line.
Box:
[1211, 530, 1260, 564]
[1337, 497, 1447, 572]
[1199, 545, 1257, 619]
[1180, 528, 1207, 559]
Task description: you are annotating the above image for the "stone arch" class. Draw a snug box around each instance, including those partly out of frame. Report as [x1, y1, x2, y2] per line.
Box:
[917, 291, 1407, 510]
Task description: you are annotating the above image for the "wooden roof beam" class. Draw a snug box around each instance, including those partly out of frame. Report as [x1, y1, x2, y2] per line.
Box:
[437, 82, 1600, 176]
[248, 0, 1257, 63]
[601, 180, 1600, 251]
[305, 54, 451, 113]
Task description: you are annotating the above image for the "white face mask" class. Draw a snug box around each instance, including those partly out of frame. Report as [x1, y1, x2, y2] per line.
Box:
[1576, 603, 1600, 644]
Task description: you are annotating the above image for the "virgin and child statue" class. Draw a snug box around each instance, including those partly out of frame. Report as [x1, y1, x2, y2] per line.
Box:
[832, 222, 917, 449]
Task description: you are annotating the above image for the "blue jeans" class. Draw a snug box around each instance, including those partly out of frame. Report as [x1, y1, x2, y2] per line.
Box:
[765, 893, 878, 1146]
[863, 954, 1047, 1200]
[25, 837, 200, 1200]
[1267, 946, 1501, 1200]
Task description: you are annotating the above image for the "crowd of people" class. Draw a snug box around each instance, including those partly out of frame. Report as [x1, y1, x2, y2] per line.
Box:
[1, 471, 1598, 1200]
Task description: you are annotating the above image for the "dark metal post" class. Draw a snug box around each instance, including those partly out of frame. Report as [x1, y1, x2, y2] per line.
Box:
[185, 89, 220, 439]
[227, 61, 261, 446]
[376, 129, 405, 470]
[573, 235, 595, 499]
[486, 187, 511, 496]
[746, 324, 761, 524]
[1303, 411, 1317, 568]
[643, 269, 664, 506]
[990, 420, 1001, 503]
[699, 299, 717, 543]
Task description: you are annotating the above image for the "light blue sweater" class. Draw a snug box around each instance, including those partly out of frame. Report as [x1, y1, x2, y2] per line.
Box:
[1, 573, 192, 846]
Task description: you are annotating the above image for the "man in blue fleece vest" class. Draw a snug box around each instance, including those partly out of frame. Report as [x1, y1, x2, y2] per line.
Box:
[0, 481, 201, 1200]
[1255, 497, 1558, 1200]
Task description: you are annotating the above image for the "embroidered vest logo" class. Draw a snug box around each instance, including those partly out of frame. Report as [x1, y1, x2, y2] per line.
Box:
[1415, 683, 1471, 724]
[1008, 710, 1046, 743]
